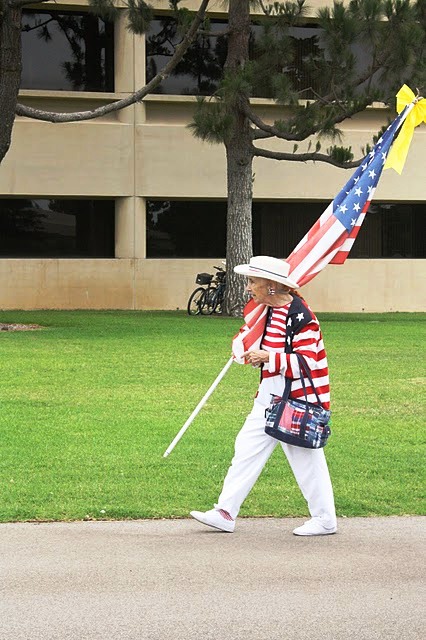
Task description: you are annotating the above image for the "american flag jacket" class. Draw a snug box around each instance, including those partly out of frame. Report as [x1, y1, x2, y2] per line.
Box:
[260, 295, 330, 409]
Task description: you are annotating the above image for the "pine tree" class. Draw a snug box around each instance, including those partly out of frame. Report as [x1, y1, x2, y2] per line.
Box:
[188, 0, 425, 314]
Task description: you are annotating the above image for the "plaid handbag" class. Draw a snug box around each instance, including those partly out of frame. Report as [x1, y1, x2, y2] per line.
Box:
[264, 354, 331, 449]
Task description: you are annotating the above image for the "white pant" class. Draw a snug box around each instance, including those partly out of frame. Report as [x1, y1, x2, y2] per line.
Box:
[216, 376, 337, 527]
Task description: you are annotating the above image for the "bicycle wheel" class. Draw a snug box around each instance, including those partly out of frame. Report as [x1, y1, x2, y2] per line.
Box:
[213, 285, 225, 314]
[200, 286, 217, 315]
[187, 287, 206, 315]
[213, 299, 222, 314]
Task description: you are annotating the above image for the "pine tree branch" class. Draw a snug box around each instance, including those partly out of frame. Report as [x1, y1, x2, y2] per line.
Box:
[246, 97, 371, 142]
[21, 17, 55, 33]
[252, 129, 275, 140]
[246, 104, 314, 141]
[257, 0, 269, 16]
[15, 0, 210, 123]
[252, 144, 362, 168]
[246, 52, 389, 143]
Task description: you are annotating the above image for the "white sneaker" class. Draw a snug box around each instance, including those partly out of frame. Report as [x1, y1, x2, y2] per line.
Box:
[293, 518, 337, 536]
[190, 509, 235, 533]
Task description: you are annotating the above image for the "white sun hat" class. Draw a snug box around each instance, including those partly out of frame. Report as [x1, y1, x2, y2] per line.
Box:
[234, 255, 299, 288]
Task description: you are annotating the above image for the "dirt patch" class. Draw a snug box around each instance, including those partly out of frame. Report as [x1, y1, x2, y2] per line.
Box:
[0, 323, 44, 332]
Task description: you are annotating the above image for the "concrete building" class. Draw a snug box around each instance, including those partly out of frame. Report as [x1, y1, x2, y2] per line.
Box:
[0, 0, 424, 312]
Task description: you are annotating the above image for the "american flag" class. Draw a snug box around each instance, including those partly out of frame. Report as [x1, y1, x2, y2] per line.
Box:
[287, 104, 412, 286]
[232, 104, 413, 360]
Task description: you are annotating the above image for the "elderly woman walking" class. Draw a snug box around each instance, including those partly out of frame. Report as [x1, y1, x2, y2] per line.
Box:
[190, 255, 337, 536]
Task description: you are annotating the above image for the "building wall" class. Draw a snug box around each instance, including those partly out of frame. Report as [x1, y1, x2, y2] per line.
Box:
[0, 1, 425, 311]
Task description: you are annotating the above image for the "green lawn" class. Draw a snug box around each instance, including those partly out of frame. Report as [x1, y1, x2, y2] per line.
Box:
[0, 310, 424, 522]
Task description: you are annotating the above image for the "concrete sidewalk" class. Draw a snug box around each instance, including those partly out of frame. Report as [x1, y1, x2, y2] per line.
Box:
[0, 517, 424, 640]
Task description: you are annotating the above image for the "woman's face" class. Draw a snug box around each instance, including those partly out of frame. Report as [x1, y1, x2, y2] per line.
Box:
[246, 277, 270, 303]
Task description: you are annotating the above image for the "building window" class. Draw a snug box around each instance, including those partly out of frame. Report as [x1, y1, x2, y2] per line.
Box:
[146, 16, 322, 97]
[353, 203, 426, 258]
[146, 200, 425, 259]
[0, 199, 115, 258]
[256, 202, 426, 258]
[250, 24, 324, 98]
[147, 201, 227, 257]
[146, 17, 227, 96]
[21, 10, 115, 92]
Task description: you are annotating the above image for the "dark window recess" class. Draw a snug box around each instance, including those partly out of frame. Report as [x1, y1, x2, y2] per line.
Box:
[249, 24, 324, 98]
[257, 202, 426, 258]
[147, 201, 227, 257]
[146, 200, 425, 259]
[354, 203, 426, 258]
[254, 202, 322, 256]
[21, 10, 114, 92]
[146, 17, 323, 97]
[0, 199, 115, 258]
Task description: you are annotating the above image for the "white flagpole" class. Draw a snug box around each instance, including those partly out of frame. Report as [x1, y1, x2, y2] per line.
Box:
[163, 356, 234, 458]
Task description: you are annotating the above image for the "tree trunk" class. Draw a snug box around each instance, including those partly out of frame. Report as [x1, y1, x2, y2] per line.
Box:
[223, 0, 253, 317]
[0, 3, 22, 164]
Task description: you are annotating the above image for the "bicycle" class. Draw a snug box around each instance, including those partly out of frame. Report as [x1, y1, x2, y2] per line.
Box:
[187, 265, 226, 316]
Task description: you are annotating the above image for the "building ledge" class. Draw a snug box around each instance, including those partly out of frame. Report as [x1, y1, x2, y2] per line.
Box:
[19, 90, 128, 101]
[143, 94, 389, 110]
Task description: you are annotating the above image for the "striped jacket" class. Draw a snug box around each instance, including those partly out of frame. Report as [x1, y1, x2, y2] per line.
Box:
[261, 296, 330, 409]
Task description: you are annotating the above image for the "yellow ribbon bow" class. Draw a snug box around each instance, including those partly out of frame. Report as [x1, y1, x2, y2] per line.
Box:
[384, 85, 426, 174]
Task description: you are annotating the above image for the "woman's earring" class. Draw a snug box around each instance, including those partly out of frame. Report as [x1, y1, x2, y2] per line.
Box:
[268, 287, 275, 296]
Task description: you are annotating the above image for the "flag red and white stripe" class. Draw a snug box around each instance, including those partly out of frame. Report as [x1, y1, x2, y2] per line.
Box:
[232, 298, 268, 362]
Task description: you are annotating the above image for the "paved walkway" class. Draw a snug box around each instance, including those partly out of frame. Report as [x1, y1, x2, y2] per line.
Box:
[0, 517, 424, 640]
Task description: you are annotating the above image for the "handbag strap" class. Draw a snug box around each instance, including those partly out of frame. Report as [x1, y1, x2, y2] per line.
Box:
[294, 353, 324, 408]
[271, 353, 325, 436]
[278, 353, 323, 408]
